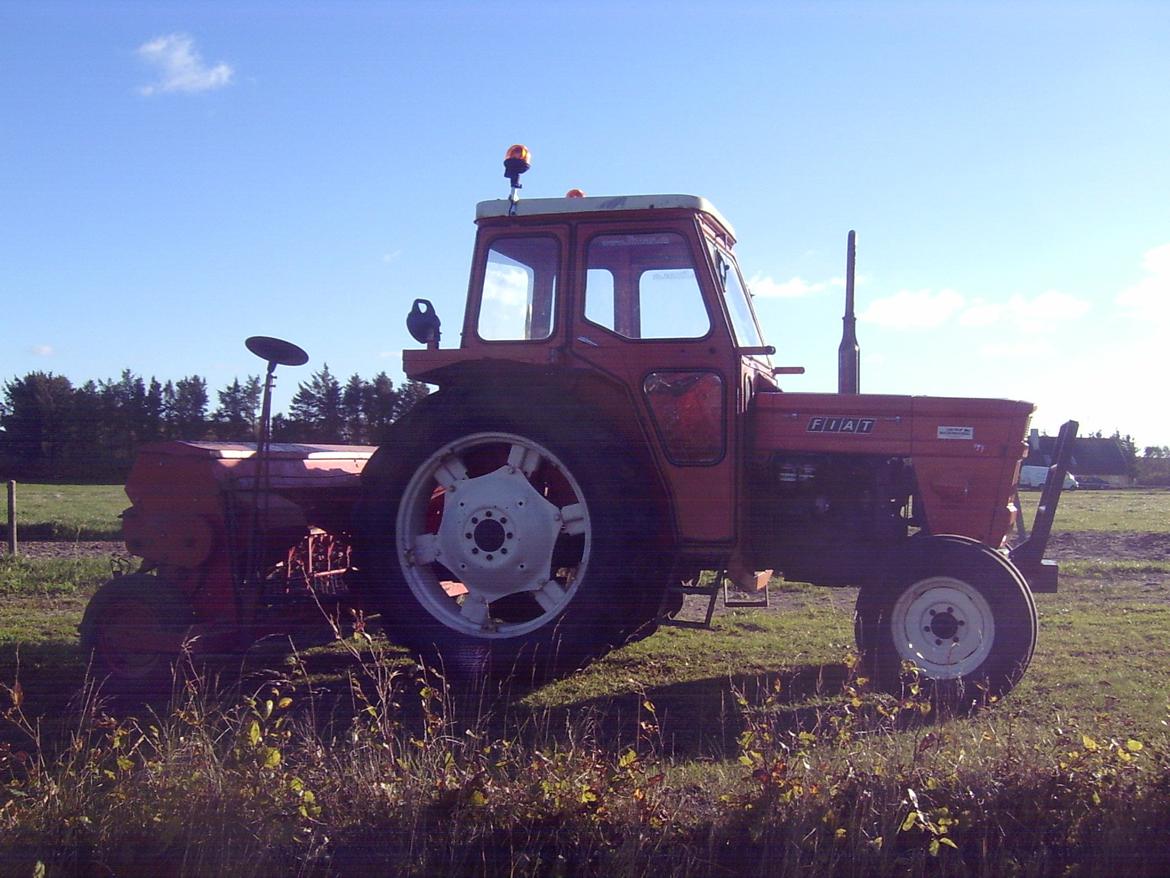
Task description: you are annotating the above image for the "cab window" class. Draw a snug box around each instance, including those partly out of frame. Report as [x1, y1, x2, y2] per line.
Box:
[584, 232, 710, 339]
[712, 245, 765, 348]
[477, 236, 559, 341]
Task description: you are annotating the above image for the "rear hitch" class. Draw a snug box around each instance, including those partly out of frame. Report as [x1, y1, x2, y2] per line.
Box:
[1010, 419, 1079, 592]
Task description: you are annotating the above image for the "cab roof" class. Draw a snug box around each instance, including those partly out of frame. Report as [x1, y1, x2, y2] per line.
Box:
[475, 194, 736, 240]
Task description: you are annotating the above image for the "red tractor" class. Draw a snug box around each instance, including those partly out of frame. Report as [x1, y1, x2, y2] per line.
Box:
[82, 146, 1075, 703]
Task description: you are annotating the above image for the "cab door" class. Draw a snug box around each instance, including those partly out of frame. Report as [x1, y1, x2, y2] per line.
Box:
[567, 220, 739, 545]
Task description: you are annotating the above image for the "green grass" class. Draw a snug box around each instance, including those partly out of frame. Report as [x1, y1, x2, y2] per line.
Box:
[6, 483, 1165, 543]
[1, 492, 1169, 875]
[1, 482, 126, 541]
[1, 558, 1167, 875]
[0, 554, 123, 598]
[1018, 487, 1170, 532]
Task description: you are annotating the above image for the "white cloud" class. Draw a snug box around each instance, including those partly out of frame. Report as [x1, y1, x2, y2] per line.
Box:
[31, 344, 54, 356]
[960, 290, 1090, 329]
[861, 287, 1089, 332]
[748, 274, 843, 299]
[860, 288, 965, 329]
[483, 265, 528, 307]
[137, 34, 233, 96]
[978, 338, 1055, 359]
[1116, 242, 1170, 322]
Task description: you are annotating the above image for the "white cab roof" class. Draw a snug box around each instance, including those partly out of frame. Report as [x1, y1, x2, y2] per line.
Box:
[476, 194, 735, 239]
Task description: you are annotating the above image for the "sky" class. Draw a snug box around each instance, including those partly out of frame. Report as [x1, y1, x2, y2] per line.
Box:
[2, 1, 1168, 447]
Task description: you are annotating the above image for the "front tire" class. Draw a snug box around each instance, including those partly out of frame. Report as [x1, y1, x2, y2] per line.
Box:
[79, 574, 193, 698]
[356, 402, 663, 680]
[855, 537, 1037, 706]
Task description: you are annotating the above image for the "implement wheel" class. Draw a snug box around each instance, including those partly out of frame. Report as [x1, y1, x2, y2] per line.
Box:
[79, 574, 193, 698]
[356, 399, 663, 680]
[855, 536, 1037, 707]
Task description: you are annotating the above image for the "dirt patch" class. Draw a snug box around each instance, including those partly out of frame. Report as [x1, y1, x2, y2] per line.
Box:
[8, 541, 125, 561]
[1042, 531, 1170, 562]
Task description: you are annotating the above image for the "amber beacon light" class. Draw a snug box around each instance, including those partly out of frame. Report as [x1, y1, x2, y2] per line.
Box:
[504, 144, 531, 214]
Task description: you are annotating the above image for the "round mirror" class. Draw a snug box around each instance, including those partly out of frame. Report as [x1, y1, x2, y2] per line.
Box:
[245, 336, 309, 367]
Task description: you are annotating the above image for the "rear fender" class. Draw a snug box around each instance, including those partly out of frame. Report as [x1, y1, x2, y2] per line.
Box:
[366, 366, 677, 551]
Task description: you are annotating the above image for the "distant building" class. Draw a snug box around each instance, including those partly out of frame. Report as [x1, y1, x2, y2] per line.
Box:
[1026, 429, 1134, 488]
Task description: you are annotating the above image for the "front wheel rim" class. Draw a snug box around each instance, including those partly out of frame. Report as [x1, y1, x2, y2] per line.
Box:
[889, 576, 995, 679]
[396, 431, 592, 639]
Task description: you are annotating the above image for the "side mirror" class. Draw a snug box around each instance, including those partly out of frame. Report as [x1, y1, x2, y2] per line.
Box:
[407, 299, 441, 349]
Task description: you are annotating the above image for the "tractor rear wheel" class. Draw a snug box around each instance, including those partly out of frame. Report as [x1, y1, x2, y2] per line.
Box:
[855, 536, 1037, 707]
[356, 401, 664, 681]
[79, 574, 194, 699]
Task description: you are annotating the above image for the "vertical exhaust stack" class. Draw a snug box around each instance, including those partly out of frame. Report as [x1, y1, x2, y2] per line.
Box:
[837, 230, 860, 394]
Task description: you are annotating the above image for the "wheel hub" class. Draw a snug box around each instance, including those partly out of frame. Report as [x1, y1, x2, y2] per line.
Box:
[472, 516, 507, 553]
[927, 608, 962, 642]
[436, 466, 562, 599]
[891, 577, 995, 678]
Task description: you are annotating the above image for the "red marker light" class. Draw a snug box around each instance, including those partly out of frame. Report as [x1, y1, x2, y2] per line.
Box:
[565, 188, 586, 198]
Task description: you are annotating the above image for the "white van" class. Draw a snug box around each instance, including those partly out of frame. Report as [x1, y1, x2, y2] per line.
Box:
[1019, 465, 1078, 490]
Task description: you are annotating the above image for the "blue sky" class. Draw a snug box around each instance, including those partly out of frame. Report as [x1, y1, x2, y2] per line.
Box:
[2, 1, 1167, 445]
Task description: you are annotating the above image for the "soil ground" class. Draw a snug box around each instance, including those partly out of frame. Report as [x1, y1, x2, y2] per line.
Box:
[13, 541, 124, 561]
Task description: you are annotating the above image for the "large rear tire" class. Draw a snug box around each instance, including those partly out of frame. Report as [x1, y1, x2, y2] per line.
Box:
[855, 537, 1037, 707]
[355, 400, 665, 681]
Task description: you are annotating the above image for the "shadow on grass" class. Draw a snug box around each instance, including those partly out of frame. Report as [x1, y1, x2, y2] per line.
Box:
[2, 624, 871, 766]
[507, 662, 855, 760]
[0, 637, 94, 749]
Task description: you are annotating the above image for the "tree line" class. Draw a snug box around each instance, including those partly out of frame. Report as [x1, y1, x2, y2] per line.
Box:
[0, 366, 429, 481]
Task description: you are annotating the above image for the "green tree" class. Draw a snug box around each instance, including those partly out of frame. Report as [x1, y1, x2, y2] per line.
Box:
[166, 376, 210, 439]
[289, 364, 343, 441]
[0, 372, 75, 475]
[341, 374, 371, 443]
[394, 379, 431, 421]
[1111, 431, 1138, 479]
[144, 378, 165, 442]
[364, 371, 400, 444]
[214, 376, 262, 440]
[99, 370, 149, 463]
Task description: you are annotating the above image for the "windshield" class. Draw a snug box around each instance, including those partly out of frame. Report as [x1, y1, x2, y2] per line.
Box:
[710, 244, 765, 349]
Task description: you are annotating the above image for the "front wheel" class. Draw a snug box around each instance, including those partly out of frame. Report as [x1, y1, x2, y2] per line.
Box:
[356, 405, 664, 680]
[855, 537, 1037, 706]
[79, 574, 194, 698]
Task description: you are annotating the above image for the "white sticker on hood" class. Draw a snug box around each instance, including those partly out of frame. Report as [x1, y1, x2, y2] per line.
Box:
[938, 425, 974, 440]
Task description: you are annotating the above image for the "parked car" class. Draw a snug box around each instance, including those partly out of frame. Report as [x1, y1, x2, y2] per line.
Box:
[1074, 475, 1112, 490]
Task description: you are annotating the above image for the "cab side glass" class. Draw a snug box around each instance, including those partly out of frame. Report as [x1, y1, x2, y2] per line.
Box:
[714, 247, 765, 348]
[477, 236, 559, 341]
[584, 232, 710, 339]
[644, 370, 725, 464]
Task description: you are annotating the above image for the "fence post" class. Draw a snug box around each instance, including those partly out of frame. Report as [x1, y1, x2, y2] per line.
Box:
[6, 481, 15, 556]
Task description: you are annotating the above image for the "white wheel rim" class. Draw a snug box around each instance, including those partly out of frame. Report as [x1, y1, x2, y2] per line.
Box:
[889, 576, 995, 679]
[396, 432, 591, 638]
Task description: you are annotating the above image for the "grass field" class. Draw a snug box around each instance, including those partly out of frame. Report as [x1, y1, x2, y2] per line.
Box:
[1017, 487, 1170, 533]
[2, 482, 1163, 542]
[0, 489, 1167, 875]
[0, 482, 126, 541]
